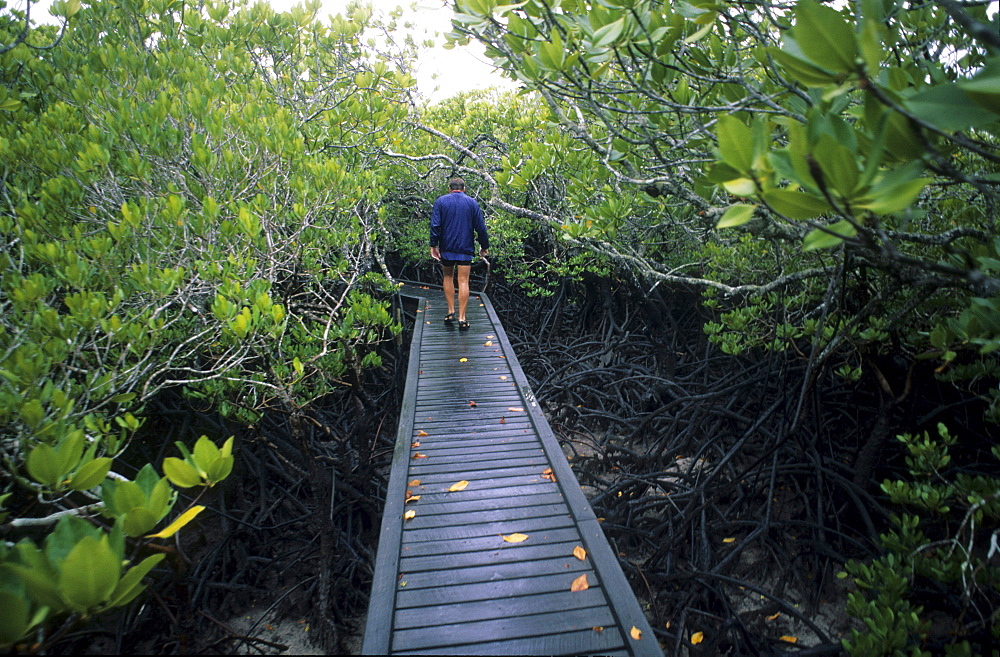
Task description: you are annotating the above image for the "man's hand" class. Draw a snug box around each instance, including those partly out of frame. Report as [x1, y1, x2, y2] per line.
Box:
[480, 248, 489, 257]
[430, 246, 441, 261]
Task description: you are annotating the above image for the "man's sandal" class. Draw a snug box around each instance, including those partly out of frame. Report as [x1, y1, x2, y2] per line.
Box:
[458, 320, 470, 331]
[444, 313, 455, 325]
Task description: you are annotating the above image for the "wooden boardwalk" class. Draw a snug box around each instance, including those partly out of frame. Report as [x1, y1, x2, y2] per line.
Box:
[362, 282, 661, 656]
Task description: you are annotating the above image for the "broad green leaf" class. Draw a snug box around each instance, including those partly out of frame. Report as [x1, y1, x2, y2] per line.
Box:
[193, 435, 221, 469]
[105, 554, 165, 609]
[58, 536, 120, 612]
[803, 219, 857, 250]
[856, 178, 931, 215]
[907, 84, 999, 131]
[26, 444, 62, 488]
[146, 505, 205, 539]
[769, 47, 840, 87]
[814, 135, 859, 197]
[762, 189, 830, 219]
[716, 115, 754, 173]
[121, 507, 158, 537]
[858, 20, 884, 77]
[722, 178, 756, 196]
[716, 204, 757, 229]
[206, 455, 234, 483]
[0, 591, 31, 645]
[162, 457, 201, 488]
[592, 17, 625, 48]
[959, 58, 1000, 114]
[794, 0, 857, 73]
[69, 457, 112, 491]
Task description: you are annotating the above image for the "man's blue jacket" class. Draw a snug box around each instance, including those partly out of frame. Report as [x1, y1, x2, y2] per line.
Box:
[430, 190, 489, 261]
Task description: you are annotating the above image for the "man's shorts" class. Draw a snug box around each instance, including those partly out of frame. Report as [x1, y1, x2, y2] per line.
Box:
[440, 258, 472, 268]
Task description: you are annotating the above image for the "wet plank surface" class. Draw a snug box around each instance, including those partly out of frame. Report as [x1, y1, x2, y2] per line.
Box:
[362, 282, 662, 656]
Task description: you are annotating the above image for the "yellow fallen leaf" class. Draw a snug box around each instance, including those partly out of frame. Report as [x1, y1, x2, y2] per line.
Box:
[766, 612, 780, 621]
[630, 626, 642, 640]
[570, 573, 589, 592]
[484, 340, 493, 346]
[593, 626, 604, 633]
[416, 430, 428, 436]
[412, 452, 428, 459]
[408, 479, 420, 486]
[691, 631, 704, 645]
[507, 407, 524, 412]
[487, 335, 494, 339]
[403, 509, 416, 520]
[502, 532, 529, 543]
[404, 495, 420, 504]
[573, 545, 587, 561]
[459, 357, 468, 362]
[665, 621, 671, 629]
[779, 636, 798, 644]
[723, 537, 736, 543]
[500, 375, 508, 380]
[449, 480, 469, 492]
[146, 505, 205, 539]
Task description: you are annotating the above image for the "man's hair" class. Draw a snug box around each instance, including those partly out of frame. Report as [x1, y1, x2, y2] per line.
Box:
[448, 178, 465, 190]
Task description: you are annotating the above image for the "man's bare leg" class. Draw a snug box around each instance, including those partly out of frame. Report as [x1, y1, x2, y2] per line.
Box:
[457, 264, 472, 322]
[441, 265, 456, 317]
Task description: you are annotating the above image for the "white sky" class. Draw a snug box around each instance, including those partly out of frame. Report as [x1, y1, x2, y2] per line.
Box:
[11, 0, 516, 103]
[267, 0, 516, 102]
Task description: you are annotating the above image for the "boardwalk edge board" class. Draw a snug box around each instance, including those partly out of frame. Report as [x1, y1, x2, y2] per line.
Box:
[361, 282, 663, 657]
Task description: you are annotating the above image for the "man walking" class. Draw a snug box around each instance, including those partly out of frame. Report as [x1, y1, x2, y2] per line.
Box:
[430, 178, 489, 331]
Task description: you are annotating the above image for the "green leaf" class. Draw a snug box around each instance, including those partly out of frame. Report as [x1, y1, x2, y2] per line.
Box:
[162, 457, 202, 488]
[769, 46, 840, 87]
[105, 554, 165, 609]
[26, 444, 62, 488]
[762, 189, 830, 219]
[0, 591, 31, 646]
[959, 58, 1000, 115]
[906, 84, 999, 131]
[716, 204, 757, 228]
[69, 457, 112, 491]
[591, 17, 625, 48]
[814, 135, 859, 196]
[856, 177, 931, 215]
[803, 219, 857, 250]
[794, 0, 857, 73]
[722, 178, 756, 196]
[193, 435, 221, 469]
[716, 115, 754, 173]
[121, 507, 158, 537]
[58, 536, 120, 612]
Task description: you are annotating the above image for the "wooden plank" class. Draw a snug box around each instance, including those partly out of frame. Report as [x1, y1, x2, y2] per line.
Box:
[398, 527, 582, 559]
[407, 456, 549, 476]
[395, 556, 594, 591]
[391, 605, 616, 653]
[398, 627, 628, 656]
[394, 587, 608, 629]
[404, 465, 554, 485]
[406, 481, 560, 502]
[400, 503, 571, 530]
[395, 572, 599, 609]
[405, 491, 564, 517]
[400, 538, 583, 572]
[401, 514, 575, 544]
